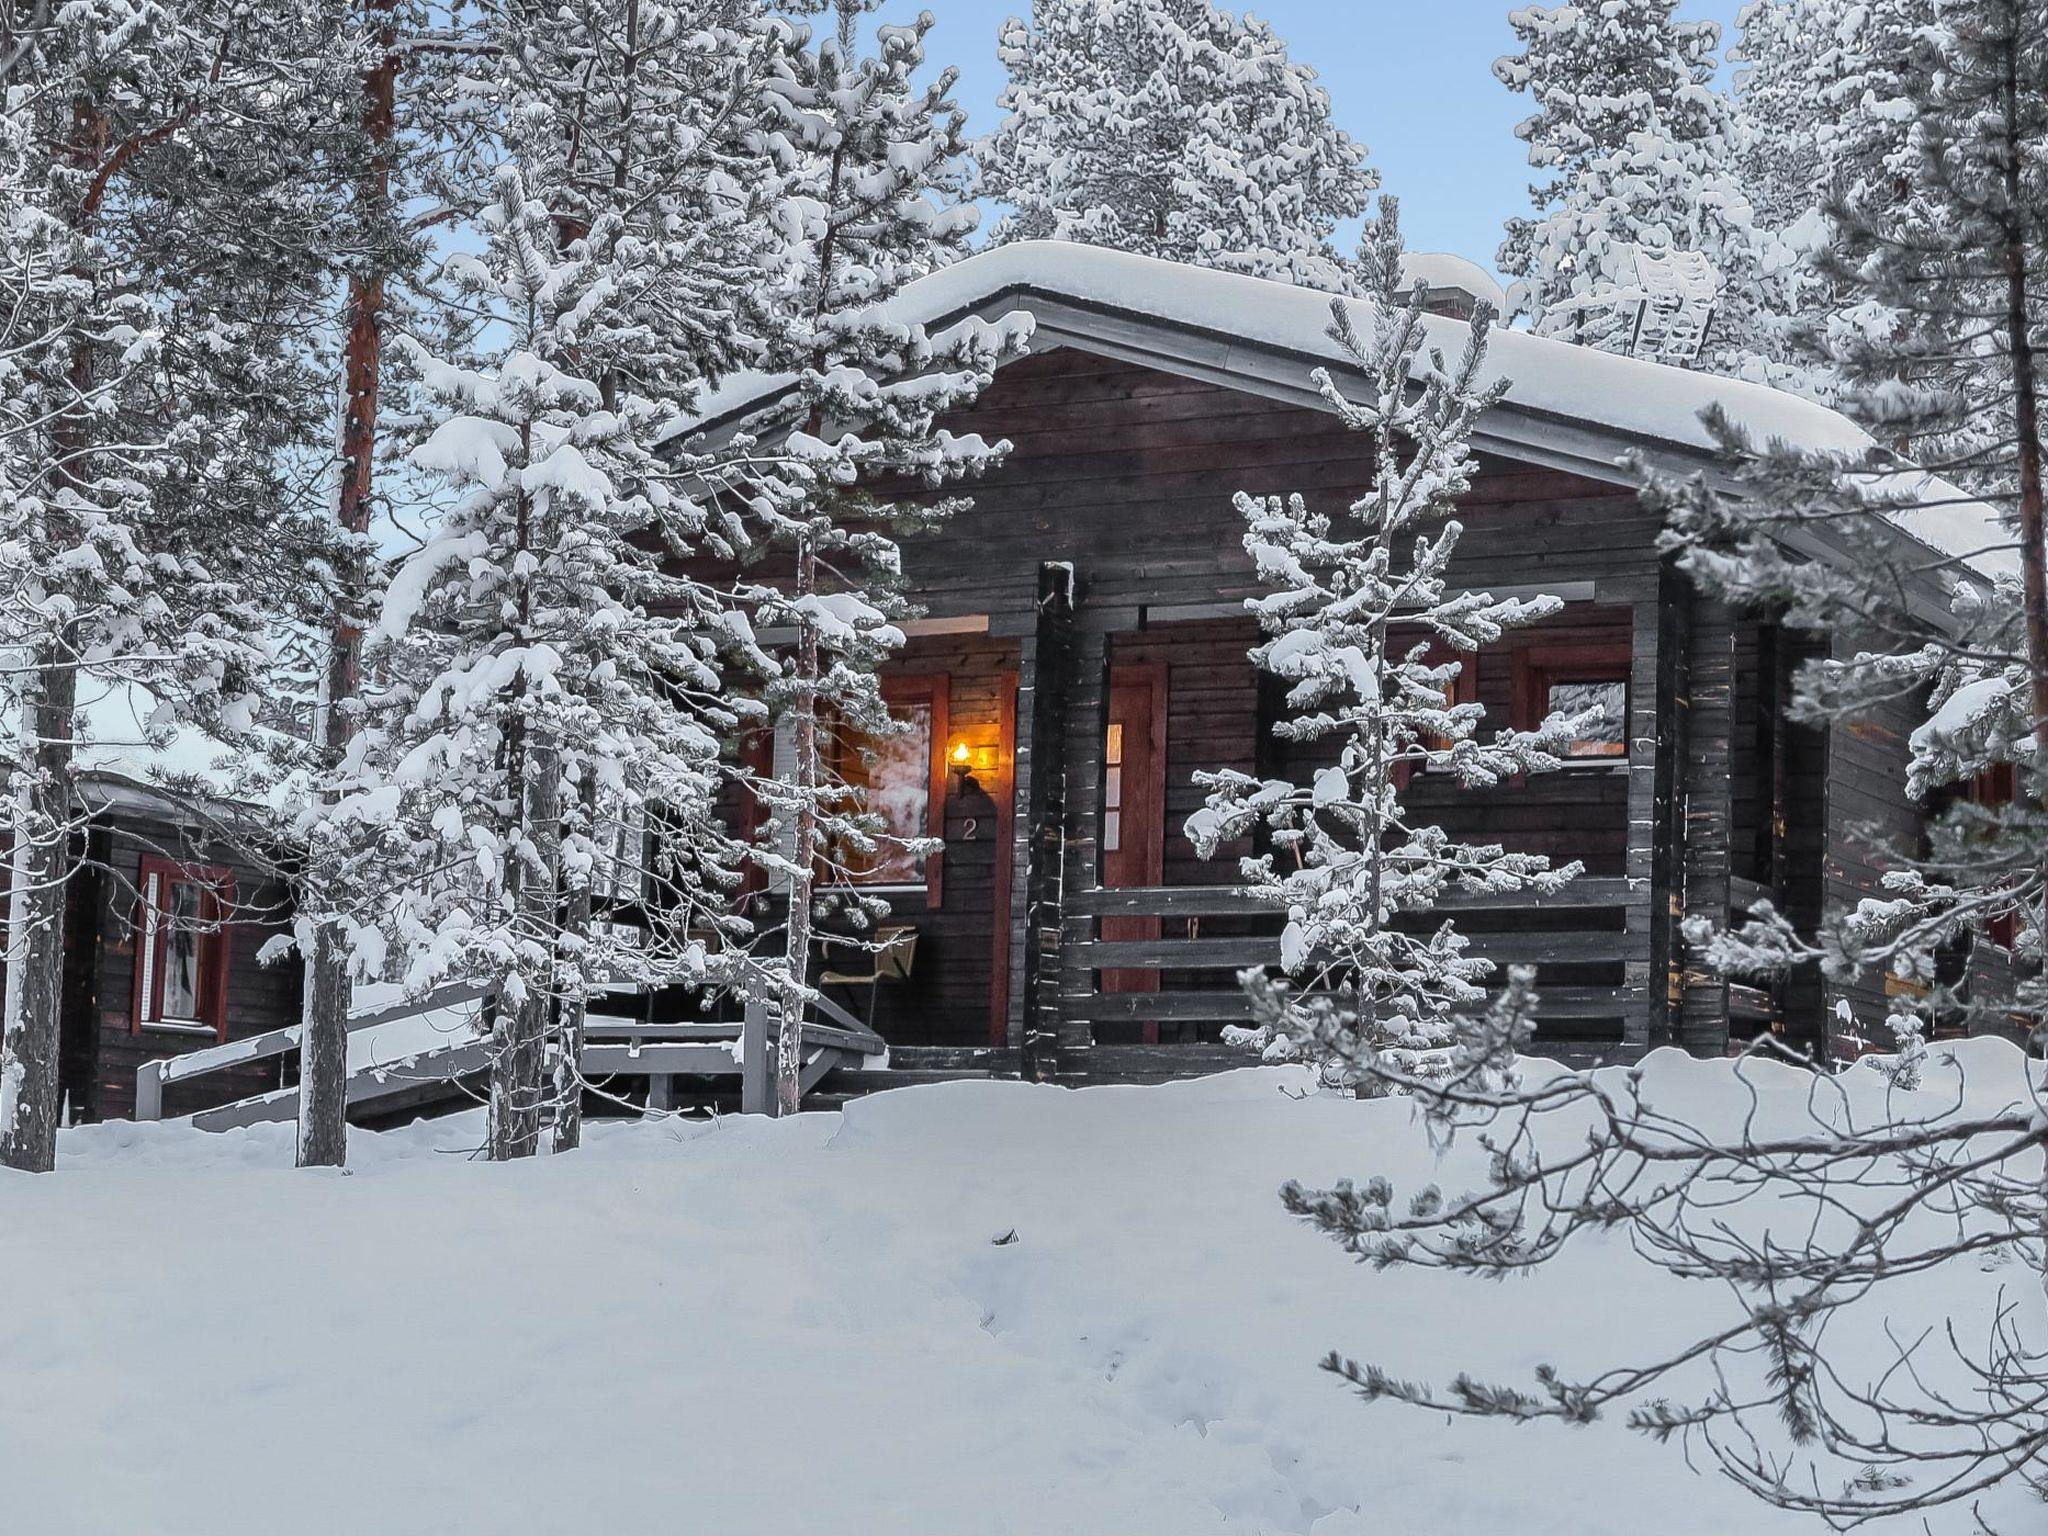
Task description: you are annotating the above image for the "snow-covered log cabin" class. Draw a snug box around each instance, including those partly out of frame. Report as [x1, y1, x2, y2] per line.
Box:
[85, 243, 2018, 1129]
[34, 687, 301, 1123]
[680, 242, 2015, 1082]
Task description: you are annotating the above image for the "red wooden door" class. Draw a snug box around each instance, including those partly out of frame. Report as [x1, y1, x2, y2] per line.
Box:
[1099, 665, 1168, 1021]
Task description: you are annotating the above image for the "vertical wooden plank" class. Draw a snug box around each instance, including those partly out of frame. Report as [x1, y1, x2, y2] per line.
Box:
[1679, 587, 1736, 1054]
[1622, 588, 1663, 1053]
[991, 671, 1019, 1048]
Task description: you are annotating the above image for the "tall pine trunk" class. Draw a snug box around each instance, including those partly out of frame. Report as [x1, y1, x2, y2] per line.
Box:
[0, 650, 79, 1172]
[0, 134, 99, 1170]
[489, 735, 561, 1159]
[299, 0, 401, 1168]
[1993, 18, 2048, 1306]
[550, 776, 596, 1154]
[777, 528, 821, 1116]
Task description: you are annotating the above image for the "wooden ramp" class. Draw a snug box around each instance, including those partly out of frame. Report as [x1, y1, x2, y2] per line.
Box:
[135, 979, 894, 1131]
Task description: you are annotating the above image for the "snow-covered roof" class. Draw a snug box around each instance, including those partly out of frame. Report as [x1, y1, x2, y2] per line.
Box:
[59, 676, 296, 817]
[686, 240, 2008, 580]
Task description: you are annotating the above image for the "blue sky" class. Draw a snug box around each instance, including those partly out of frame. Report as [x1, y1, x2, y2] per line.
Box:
[905, 0, 1745, 278]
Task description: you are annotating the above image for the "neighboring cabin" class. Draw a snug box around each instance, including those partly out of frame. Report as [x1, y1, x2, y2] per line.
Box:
[39, 689, 302, 1124]
[45, 242, 2020, 1126]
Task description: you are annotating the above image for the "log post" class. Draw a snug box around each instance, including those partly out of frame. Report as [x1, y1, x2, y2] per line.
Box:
[1018, 563, 1075, 1082]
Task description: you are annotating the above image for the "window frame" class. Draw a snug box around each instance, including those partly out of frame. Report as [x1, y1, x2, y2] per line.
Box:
[1390, 636, 1480, 789]
[130, 855, 235, 1041]
[1511, 641, 1633, 765]
[838, 672, 949, 909]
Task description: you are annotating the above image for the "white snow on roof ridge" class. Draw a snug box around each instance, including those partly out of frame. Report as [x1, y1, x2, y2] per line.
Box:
[685, 240, 2008, 574]
[1396, 251, 1507, 313]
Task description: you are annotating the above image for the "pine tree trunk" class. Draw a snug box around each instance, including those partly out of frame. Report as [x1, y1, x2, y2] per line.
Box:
[777, 528, 821, 1117]
[1, 154, 96, 1170]
[299, 6, 399, 1169]
[1998, 38, 2048, 936]
[1995, 29, 2048, 1305]
[550, 778, 596, 1155]
[0, 650, 78, 1173]
[490, 739, 561, 1160]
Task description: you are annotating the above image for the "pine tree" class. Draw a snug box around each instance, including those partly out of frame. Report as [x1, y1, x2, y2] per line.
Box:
[294, 0, 434, 1171]
[1188, 199, 1581, 1091]
[1495, 0, 1787, 381]
[750, 1, 1028, 1112]
[1642, 0, 2047, 1046]
[0, 0, 352, 1171]
[347, 148, 788, 1158]
[980, 0, 1376, 290]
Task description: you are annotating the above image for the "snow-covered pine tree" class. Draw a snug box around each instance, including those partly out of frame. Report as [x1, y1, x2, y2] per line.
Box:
[1187, 199, 1582, 1091]
[749, 1, 1028, 1113]
[1722, 0, 1847, 395]
[0, 0, 353, 1171]
[1495, 0, 1789, 382]
[1641, 0, 2047, 1045]
[979, 0, 1376, 290]
[350, 154, 781, 1159]
[488, 0, 795, 1151]
[294, 0, 447, 1170]
[294, 0, 792, 1161]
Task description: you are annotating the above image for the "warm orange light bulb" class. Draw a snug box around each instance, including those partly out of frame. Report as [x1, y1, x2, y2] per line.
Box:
[951, 740, 971, 766]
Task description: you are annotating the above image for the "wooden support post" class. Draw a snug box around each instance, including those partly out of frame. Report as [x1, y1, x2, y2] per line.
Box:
[1678, 587, 1736, 1055]
[1018, 563, 1076, 1082]
[134, 1059, 164, 1123]
[647, 1075, 676, 1114]
[1054, 625, 1113, 1083]
[1622, 588, 1665, 1054]
[740, 992, 774, 1115]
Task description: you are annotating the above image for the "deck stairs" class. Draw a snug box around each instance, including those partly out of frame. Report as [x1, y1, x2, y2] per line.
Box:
[134, 972, 905, 1131]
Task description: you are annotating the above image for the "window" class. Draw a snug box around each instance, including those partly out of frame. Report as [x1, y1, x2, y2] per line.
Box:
[833, 673, 948, 906]
[1513, 643, 1631, 761]
[1380, 636, 1480, 789]
[1104, 721, 1125, 852]
[132, 857, 233, 1039]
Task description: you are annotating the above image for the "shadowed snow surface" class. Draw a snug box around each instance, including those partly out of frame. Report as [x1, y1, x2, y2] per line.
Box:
[3, 1046, 2040, 1535]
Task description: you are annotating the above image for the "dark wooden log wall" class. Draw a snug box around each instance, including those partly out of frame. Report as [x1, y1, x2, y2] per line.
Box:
[882, 347, 1678, 1065]
[67, 808, 301, 1122]
[1821, 635, 1926, 1056]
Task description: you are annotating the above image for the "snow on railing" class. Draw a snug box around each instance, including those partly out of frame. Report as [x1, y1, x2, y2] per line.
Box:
[134, 984, 490, 1121]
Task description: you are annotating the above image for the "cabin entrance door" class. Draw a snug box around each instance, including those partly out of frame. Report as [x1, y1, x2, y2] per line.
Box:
[1099, 664, 1168, 1021]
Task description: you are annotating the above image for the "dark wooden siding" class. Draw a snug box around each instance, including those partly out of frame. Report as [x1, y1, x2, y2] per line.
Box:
[78, 807, 300, 1122]
[879, 348, 1670, 1056]
[1821, 655, 1926, 1056]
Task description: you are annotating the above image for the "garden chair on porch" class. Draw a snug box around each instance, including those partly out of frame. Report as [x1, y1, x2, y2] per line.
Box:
[819, 925, 918, 1032]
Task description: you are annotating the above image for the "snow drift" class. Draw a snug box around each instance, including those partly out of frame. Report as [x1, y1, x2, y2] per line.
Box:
[2, 1044, 2040, 1535]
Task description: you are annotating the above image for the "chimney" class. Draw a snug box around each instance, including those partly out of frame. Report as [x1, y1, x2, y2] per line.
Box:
[1395, 253, 1508, 321]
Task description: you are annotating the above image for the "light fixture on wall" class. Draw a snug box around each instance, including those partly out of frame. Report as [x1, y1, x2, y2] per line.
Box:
[949, 739, 973, 788]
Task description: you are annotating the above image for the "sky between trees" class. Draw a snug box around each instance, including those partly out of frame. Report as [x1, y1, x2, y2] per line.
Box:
[916, 0, 1745, 274]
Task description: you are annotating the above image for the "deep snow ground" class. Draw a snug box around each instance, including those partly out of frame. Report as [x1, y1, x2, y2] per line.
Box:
[2, 1048, 2040, 1536]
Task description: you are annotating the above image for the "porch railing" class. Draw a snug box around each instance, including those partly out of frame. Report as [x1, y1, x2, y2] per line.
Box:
[136, 961, 887, 1127]
[1061, 877, 1644, 1036]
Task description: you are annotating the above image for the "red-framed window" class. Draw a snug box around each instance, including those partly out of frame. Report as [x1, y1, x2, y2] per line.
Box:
[131, 856, 234, 1040]
[833, 673, 949, 908]
[1388, 634, 1479, 789]
[1512, 641, 1632, 761]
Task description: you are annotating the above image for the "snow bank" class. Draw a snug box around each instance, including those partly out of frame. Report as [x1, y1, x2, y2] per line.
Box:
[4, 1046, 2040, 1536]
